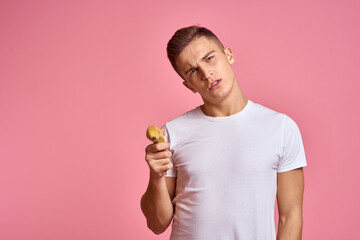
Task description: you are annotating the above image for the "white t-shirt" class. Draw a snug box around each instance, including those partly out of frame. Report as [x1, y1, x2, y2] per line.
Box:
[163, 99, 307, 240]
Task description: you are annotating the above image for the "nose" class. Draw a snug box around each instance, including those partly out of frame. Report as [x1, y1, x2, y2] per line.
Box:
[199, 65, 213, 80]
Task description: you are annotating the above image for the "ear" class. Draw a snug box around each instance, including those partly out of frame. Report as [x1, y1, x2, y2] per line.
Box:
[183, 81, 197, 93]
[224, 47, 235, 64]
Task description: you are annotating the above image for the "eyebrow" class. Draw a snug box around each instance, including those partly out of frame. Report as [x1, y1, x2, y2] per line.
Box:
[184, 50, 216, 75]
[201, 50, 216, 62]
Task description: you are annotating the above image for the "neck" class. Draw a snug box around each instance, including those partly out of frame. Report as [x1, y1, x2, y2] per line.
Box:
[200, 82, 248, 117]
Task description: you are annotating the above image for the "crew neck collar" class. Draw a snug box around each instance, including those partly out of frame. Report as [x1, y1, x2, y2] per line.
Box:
[196, 99, 252, 122]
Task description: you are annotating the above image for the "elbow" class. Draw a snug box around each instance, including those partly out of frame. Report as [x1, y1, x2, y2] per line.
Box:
[147, 222, 167, 235]
[151, 228, 166, 235]
[279, 215, 303, 228]
[146, 216, 173, 235]
[279, 210, 303, 225]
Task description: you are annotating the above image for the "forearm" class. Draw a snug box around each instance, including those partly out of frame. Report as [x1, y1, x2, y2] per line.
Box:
[277, 215, 303, 240]
[141, 176, 174, 234]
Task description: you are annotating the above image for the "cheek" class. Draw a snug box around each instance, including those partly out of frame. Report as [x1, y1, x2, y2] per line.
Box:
[214, 56, 228, 68]
[187, 78, 200, 88]
[218, 59, 233, 76]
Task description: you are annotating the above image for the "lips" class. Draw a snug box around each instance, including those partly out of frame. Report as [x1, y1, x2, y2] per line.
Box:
[208, 79, 222, 90]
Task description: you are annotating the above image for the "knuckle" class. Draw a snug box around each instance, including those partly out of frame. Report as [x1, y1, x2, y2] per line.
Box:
[153, 144, 161, 152]
[145, 144, 153, 152]
[167, 162, 173, 169]
[144, 153, 153, 162]
[162, 151, 169, 158]
[164, 150, 171, 158]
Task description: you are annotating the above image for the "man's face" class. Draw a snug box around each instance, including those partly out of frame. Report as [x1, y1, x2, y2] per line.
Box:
[175, 36, 236, 104]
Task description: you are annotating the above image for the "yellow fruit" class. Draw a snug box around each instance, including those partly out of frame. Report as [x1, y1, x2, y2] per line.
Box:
[146, 125, 168, 176]
[146, 125, 166, 144]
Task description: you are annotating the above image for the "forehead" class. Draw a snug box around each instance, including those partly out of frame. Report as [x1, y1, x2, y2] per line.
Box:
[176, 36, 223, 68]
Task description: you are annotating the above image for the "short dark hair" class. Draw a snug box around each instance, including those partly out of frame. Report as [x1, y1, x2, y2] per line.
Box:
[167, 25, 224, 78]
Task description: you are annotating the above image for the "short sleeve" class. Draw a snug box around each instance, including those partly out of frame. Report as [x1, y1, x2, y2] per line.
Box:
[162, 124, 177, 177]
[277, 115, 307, 173]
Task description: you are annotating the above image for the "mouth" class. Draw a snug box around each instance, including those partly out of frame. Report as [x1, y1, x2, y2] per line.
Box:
[209, 79, 222, 90]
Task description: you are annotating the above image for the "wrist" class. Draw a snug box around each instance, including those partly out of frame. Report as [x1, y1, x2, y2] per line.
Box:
[149, 172, 166, 182]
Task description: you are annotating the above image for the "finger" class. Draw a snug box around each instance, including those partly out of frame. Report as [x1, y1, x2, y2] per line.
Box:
[145, 143, 161, 153]
[148, 157, 171, 166]
[165, 161, 173, 170]
[154, 162, 173, 174]
[160, 128, 166, 136]
[158, 150, 171, 159]
[150, 142, 170, 152]
[145, 143, 153, 152]
[145, 149, 172, 164]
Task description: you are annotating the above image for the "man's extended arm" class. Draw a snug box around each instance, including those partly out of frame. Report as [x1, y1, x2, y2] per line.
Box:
[141, 142, 176, 235]
[276, 167, 305, 240]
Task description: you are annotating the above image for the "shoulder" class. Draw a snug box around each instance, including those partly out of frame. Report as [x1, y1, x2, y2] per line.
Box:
[162, 106, 202, 142]
[248, 100, 286, 126]
[164, 106, 201, 128]
[247, 100, 303, 136]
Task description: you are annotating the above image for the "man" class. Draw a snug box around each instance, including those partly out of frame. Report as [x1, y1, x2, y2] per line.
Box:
[141, 26, 307, 240]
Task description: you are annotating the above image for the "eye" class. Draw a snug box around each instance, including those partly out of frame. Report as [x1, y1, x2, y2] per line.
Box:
[190, 68, 197, 75]
[206, 56, 214, 62]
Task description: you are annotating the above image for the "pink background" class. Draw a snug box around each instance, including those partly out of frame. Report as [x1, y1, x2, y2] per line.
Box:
[1, 0, 359, 239]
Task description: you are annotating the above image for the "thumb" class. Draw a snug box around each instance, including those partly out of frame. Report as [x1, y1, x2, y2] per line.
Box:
[160, 128, 165, 136]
